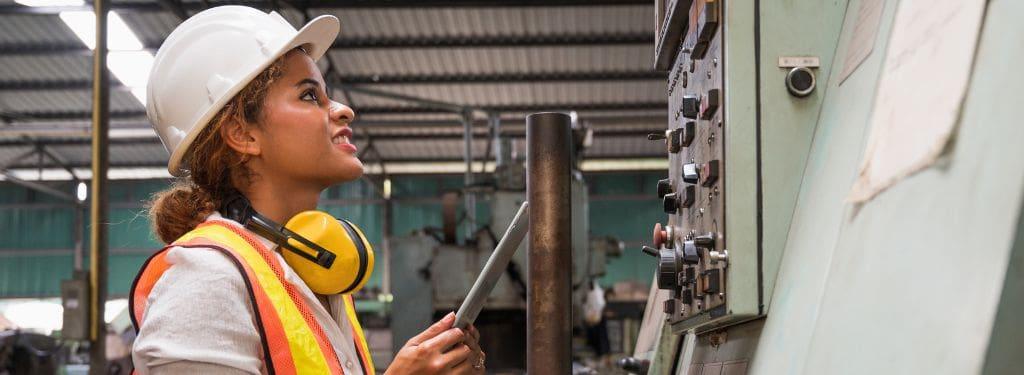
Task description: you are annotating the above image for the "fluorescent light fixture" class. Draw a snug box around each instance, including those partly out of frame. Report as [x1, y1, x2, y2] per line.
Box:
[55, 11, 153, 105]
[383, 178, 392, 199]
[58, 11, 144, 51]
[14, 0, 83, 6]
[76, 181, 87, 201]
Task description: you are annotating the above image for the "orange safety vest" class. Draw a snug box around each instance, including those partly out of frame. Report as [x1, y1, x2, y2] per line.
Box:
[130, 221, 375, 375]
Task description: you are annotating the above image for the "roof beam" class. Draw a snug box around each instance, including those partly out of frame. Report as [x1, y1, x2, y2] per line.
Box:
[0, 0, 648, 15]
[0, 71, 663, 92]
[0, 102, 666, 121]
[0, 33, 652, 56]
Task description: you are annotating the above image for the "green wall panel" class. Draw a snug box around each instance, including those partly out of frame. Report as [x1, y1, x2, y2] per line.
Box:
[1, 173, 662, 297]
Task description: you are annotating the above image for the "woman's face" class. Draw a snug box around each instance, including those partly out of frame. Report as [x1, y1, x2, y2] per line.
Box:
[251, 49, 362, 189]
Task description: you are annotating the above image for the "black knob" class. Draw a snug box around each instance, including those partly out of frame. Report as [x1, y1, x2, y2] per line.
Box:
[657, 248, 682, 290]
[663, 193, 680, 214]
[681, 95, 700, 119]
[657, 178, 673, 198]
[617, 357, 651, 374]
[682, 163, 700, 184]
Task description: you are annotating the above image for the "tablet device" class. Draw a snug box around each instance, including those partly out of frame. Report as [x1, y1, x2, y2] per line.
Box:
[453, 201, 529, 329]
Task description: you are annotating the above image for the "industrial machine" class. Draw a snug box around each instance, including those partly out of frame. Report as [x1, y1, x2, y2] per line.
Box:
[389, 120, 619, 373]
[627, 0, 1024, 374]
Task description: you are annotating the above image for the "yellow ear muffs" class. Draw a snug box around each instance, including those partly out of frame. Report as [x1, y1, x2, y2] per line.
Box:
[281, 211, 375, 295]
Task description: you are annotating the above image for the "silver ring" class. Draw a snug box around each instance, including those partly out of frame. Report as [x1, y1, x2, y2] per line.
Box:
[473, 356, 485, 370]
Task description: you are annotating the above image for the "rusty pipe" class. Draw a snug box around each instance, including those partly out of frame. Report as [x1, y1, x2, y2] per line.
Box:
[526, 112, 572, 374]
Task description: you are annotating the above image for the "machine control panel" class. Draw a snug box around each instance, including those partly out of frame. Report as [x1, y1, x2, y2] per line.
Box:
[645, 0, 730, 332]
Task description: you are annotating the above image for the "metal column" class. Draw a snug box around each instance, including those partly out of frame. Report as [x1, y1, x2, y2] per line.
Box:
[88, 0, 110, 372]
[526, 112, 572, 374]
[461, 110, 476, 241]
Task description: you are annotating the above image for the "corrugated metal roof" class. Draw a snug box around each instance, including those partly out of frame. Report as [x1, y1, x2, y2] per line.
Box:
[0, 55, 92, 82]
[319, 6, 650, 39]
[0, 89, 142, 114]
[0, 2, 667, 174]
[329, 45, 654, 76]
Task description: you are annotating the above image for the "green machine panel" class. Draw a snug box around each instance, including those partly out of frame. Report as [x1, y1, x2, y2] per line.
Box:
[642, 0, 843, 333]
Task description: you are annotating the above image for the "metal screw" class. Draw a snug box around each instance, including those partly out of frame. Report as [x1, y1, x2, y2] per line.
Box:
[717, 120, 723, 128]
[707, 69, 713, 79]
[713, 58, 719, 67]
[713, 186, 719, 195]
[708, 192, 713, 201]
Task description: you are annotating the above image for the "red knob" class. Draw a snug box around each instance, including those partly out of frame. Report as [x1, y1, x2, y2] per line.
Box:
[653, 223, 668, 248]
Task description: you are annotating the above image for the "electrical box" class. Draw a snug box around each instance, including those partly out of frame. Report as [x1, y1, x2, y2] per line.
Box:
[643, 0, 837, 333]
[61, 271, 90, 340]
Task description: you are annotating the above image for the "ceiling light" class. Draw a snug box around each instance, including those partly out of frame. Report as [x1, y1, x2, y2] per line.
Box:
[58, 10, 144, 51]
[14, 0, 83, 6]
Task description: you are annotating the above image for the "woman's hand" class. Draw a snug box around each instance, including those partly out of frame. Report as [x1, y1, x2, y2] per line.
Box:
[450, 323, 486, 374]
[385, 312, 485, 374]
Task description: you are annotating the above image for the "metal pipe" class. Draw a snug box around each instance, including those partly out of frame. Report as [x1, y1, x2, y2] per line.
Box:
[88, 0, 110, 372]
[526, 112, 572, 374]
[461, 110, 476, 241]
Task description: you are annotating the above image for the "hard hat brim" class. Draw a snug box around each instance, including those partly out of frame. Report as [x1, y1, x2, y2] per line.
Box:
[166, 14, 340, 177]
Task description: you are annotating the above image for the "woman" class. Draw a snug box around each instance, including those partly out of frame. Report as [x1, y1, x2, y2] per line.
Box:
[130, 6, 485, 374]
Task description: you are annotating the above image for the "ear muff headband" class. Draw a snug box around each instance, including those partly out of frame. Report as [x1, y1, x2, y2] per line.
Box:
[222, 194, 338, 269]
[337, 219, 369, 294]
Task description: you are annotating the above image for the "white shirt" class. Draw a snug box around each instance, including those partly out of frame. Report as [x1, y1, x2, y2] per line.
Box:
[132, 212, 367, 374]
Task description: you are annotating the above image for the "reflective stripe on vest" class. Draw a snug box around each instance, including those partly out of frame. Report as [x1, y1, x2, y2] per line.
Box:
[129, 221, 375, 375]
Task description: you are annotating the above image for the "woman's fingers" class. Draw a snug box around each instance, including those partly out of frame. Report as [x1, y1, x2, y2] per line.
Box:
[423, 327, 465, 352]
[406, 312, 455, 346]
[440, 344, 473, 369]
[467, 324, 480, 342]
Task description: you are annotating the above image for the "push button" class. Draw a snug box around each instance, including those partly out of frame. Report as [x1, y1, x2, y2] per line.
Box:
[700, 160, 719, 187]
[700, 89, 720, 119]
[680, 185, 695, 208]
[681, 95, 700, 119]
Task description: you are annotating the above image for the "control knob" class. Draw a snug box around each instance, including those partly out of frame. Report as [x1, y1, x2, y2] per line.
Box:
[657, 178, 673, 198]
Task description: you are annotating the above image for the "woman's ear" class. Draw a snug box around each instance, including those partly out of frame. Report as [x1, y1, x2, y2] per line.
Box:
[221, 120, 262, 156]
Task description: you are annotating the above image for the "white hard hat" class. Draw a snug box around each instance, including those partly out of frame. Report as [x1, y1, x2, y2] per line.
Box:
[146, 5, 340, 176]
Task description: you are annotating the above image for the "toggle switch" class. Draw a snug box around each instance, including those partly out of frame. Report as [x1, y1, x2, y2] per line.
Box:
[700, 160, 720, 187]
[682, 163, 700, 184]
[681, 95, 700, 119]
[667, 128, 683, 153]
[680, 121, 695, 147]
[694, 232, 716, 249]
[657, 178, 673, 198]
[702, 269, 721, 294]
[680, 185, 696, 208]
[700, 89, 720, 120]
